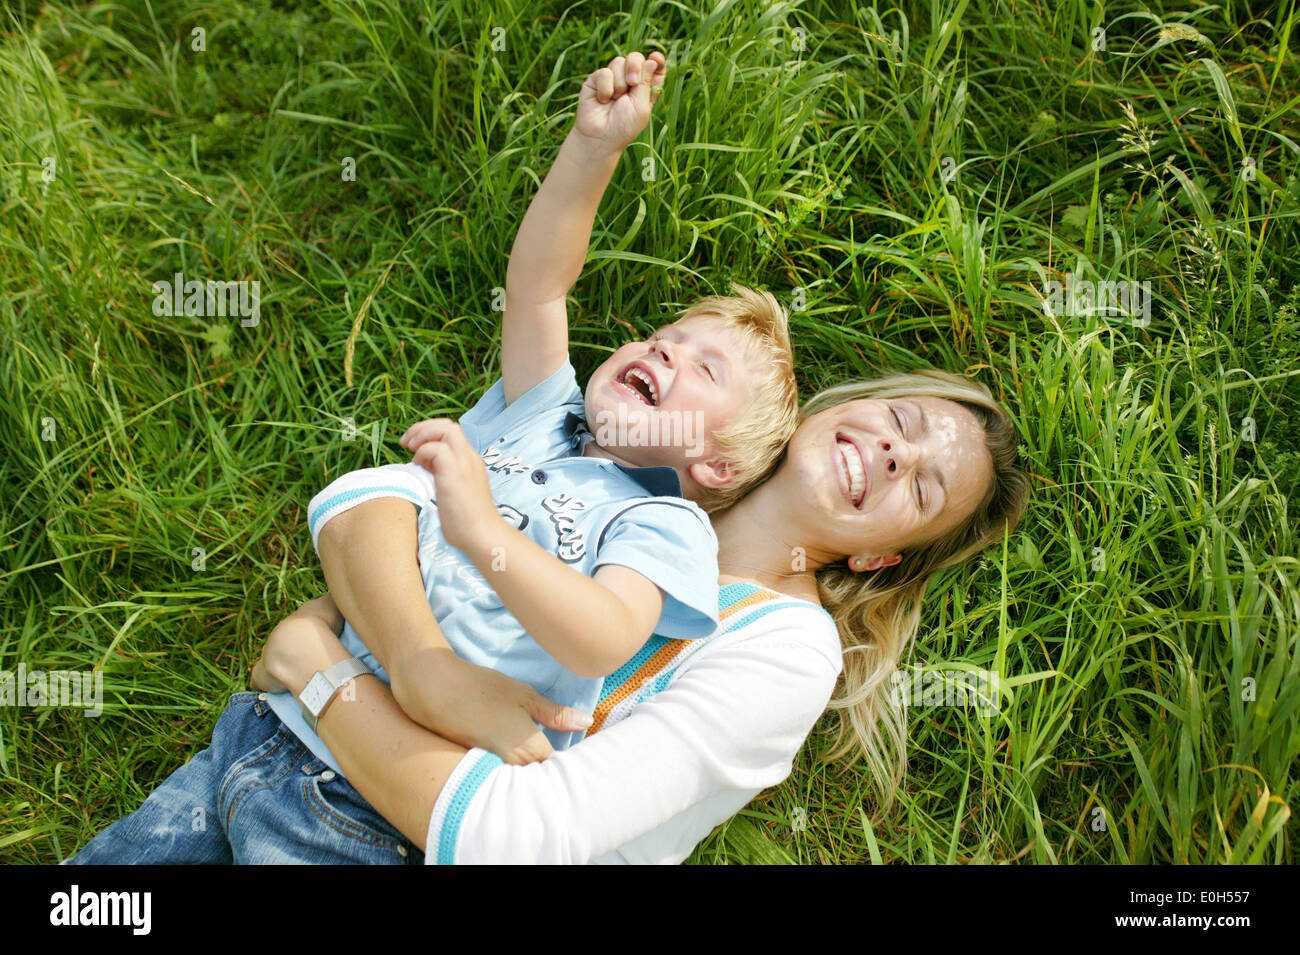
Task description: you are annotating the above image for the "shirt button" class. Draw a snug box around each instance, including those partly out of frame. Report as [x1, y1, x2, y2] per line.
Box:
[397, 845, 408, 858]
[257, 692, 267, 701]
[531, 470, 547, 484]
[321, 770, 336, 782]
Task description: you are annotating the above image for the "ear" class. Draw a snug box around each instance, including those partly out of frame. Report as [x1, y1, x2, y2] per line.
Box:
[849, 553, 902, 573]
[687, 457, 737, 490]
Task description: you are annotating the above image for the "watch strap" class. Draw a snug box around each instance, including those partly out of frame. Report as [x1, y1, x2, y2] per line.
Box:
[299, 657, 371, 731]
[323, 656, 370, 689]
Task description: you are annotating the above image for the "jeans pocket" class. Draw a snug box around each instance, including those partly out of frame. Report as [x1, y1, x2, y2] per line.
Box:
[303, 773, 416, 862]
[217, 724, 297, 825]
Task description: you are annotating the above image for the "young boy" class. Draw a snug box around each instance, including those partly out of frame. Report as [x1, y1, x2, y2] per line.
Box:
[68, 51, 798, 864]
[259, 52, 799, 768]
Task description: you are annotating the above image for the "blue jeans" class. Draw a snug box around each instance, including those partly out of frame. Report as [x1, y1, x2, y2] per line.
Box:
[66, 692, 423, 865]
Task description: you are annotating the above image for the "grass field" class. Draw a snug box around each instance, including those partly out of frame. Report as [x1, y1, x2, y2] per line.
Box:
[1, 0, 1297, 864]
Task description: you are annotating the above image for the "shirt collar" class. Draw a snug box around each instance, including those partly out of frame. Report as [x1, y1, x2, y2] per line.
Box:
[563, 412, 591, 449]
[563, 412, 687, 499]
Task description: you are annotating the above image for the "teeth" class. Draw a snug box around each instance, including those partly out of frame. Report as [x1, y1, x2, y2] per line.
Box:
[625, 367, 658, 405]
[839, 439, 865, 506]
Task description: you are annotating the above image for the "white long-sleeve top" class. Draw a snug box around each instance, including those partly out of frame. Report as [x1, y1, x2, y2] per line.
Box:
[425, 583, 843, 864]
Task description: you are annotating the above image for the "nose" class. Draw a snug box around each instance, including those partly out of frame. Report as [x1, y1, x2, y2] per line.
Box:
[649, 339, 675, 367]
[877, 436, 918, 478]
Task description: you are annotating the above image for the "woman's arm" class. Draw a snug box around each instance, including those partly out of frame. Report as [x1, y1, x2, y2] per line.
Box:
[254, 619, 457, 850]
[256, 603, 842, 862]
[318, 678, 464, 851]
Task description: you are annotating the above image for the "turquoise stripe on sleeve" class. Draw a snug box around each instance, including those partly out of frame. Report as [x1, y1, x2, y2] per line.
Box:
[308, 485, 427, 539]
[436, 751, 504, 865]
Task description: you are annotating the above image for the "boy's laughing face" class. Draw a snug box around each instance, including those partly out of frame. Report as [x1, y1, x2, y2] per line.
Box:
[584, 314, 762, 491]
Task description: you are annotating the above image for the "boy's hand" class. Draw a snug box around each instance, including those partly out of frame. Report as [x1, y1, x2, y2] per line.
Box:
[392, 647, 594, 765]
[399, 419, 500, 550]
[574, 51, 666, 156]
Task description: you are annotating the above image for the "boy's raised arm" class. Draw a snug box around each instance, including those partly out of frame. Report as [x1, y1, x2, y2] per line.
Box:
[502, 51, 665, 404]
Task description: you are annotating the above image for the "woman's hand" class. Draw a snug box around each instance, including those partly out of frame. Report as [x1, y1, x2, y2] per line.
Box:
[251, 594, 593, 765]
[574, 51, 666, 156]
[251, 596, 351, 696]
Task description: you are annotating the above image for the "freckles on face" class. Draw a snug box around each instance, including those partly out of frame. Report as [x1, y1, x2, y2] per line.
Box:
[890, 400, 995, 556]
[915, 400, 992, 542]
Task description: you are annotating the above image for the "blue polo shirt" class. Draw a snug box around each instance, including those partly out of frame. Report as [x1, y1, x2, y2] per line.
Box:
[267, 360, 720, 772]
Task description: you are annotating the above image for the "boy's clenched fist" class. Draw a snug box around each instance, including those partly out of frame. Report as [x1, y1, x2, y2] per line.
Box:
[574, 51, 666, 156]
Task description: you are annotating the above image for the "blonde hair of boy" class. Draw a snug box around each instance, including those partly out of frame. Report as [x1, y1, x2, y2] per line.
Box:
[670, 283, 799, 512]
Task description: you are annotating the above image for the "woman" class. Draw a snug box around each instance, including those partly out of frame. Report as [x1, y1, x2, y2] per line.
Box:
[250, 369, 1028, 863]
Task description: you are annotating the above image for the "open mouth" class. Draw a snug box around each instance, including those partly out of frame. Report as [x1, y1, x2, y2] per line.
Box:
[617, 365, 659, 406]
[837, 435, 867, 508]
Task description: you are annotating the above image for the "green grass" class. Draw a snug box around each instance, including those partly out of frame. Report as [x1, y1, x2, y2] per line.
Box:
[1, 0, 1297, 864]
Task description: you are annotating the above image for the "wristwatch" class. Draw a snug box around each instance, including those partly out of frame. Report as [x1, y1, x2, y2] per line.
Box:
[298, 657, 371, 732]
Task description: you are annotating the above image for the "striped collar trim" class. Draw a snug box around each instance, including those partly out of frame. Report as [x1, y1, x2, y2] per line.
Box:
[718, 581, 824, 620]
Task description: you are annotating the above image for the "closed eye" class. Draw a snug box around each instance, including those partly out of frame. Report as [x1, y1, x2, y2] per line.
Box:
[892, 405, 925, 510]
[701, 361, 716, 382]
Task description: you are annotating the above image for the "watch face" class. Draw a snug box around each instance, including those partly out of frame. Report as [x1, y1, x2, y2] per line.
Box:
[300, 673, 334, 714]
